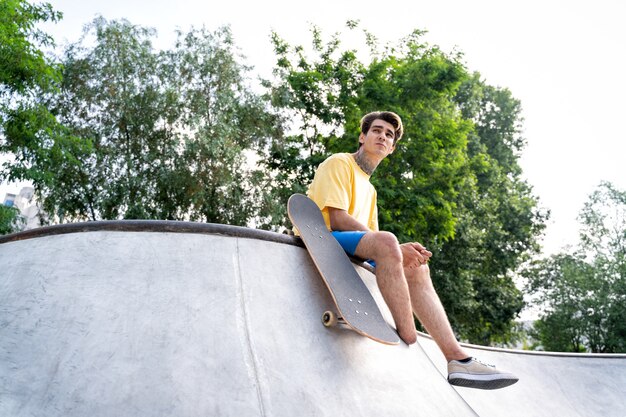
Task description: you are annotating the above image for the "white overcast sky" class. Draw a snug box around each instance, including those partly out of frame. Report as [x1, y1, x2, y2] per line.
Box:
[2, 0, 625, 256]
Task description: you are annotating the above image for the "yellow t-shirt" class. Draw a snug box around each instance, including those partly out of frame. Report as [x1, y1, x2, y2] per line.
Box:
[306, 153, 379, 231]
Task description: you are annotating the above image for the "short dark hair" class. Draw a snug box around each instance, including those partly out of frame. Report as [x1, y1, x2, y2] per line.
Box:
[360, 111, 404, 146]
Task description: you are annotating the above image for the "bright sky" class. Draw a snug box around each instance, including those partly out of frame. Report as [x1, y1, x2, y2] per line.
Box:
[2, 0, 625, 256]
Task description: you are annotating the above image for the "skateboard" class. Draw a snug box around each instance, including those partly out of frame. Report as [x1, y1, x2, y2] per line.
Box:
[287, 193, 400, 345]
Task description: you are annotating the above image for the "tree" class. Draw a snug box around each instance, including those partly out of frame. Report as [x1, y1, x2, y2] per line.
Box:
[0, 0, 86, 233]
[23, 17, 279, 224]
[0, 0, 61, 96]
[0, 204, 23, 234]
[170, 25, 279, 225]
[265, 26, 472, 242]
[259, 26, 366, 228]
[525, 182, 626, 352]
[431, 74, 547, 344]
[265, 23, 545, 344]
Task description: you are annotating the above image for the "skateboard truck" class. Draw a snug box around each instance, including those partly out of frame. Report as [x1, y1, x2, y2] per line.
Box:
[322, 311, 346, 327]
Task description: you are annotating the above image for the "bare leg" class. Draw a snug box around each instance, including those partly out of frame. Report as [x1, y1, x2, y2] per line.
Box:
[355, 232, 417, 344]
[405, 264, 468, 361]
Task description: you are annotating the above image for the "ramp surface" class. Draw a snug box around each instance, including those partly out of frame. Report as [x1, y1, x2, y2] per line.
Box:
[1, 221, 624, 416]
[419, 333, 626, 417]
[0, 222, 476, 417]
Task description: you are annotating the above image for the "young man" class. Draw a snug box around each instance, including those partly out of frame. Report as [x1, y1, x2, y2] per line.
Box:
[306, 111, 518, 390]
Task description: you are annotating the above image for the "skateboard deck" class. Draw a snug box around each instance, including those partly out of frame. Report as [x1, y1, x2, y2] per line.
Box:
[287, 193, 400, 345]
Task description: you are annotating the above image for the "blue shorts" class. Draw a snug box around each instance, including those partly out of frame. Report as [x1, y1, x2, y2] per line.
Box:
[331, 231, 376, 268]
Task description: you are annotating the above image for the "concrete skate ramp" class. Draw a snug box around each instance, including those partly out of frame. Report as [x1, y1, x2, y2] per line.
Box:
[0, 221, 477, 417]
[1, 222, 624, 416]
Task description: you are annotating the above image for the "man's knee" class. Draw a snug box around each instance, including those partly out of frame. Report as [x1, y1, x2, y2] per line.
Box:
[370, 231, 402, 262]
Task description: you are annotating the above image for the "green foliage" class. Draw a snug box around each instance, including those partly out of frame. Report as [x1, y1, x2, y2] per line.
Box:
[0, 0, 61, 96]
[361, 37, 472, 244]
[525, 182, 626, 353]
[266, 23, 546, 344]
[262, 26, 365, 227]
[266, 26, 472, 243]
[170, 25, 279, 225]
[0, 0, 82, 217]
[11, 17, 279, 224]
[0, 203, 23, 234]
[3, 101, 91, 220]
[431, 74, 547, 344]
[526, 254, 592, 352]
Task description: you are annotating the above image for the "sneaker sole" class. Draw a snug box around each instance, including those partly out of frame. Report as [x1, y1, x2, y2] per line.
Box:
[448, 373, 519, 390]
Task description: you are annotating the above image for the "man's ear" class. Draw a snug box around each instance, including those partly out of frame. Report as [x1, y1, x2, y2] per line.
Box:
[358, 133, 365, 145]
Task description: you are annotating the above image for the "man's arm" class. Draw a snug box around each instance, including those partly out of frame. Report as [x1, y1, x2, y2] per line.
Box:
[327, 207, 370, 232]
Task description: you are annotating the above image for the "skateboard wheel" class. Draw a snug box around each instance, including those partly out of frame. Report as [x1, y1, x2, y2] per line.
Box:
[322, 311, 338, 327]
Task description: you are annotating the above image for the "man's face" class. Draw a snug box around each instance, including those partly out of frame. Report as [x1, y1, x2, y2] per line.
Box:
[359, 119, 396, 160]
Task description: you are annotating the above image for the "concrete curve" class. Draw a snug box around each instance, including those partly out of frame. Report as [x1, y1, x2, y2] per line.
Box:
[1, 221, 624, 416]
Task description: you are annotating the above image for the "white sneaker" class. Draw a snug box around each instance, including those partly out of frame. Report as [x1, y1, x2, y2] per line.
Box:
[448, 358, 519, 390]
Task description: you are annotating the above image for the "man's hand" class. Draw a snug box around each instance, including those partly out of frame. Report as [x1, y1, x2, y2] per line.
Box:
[400, 242, 432, 269]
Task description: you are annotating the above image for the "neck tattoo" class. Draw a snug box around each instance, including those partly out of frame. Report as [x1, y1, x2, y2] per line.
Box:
[354, 151, 377, 176]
